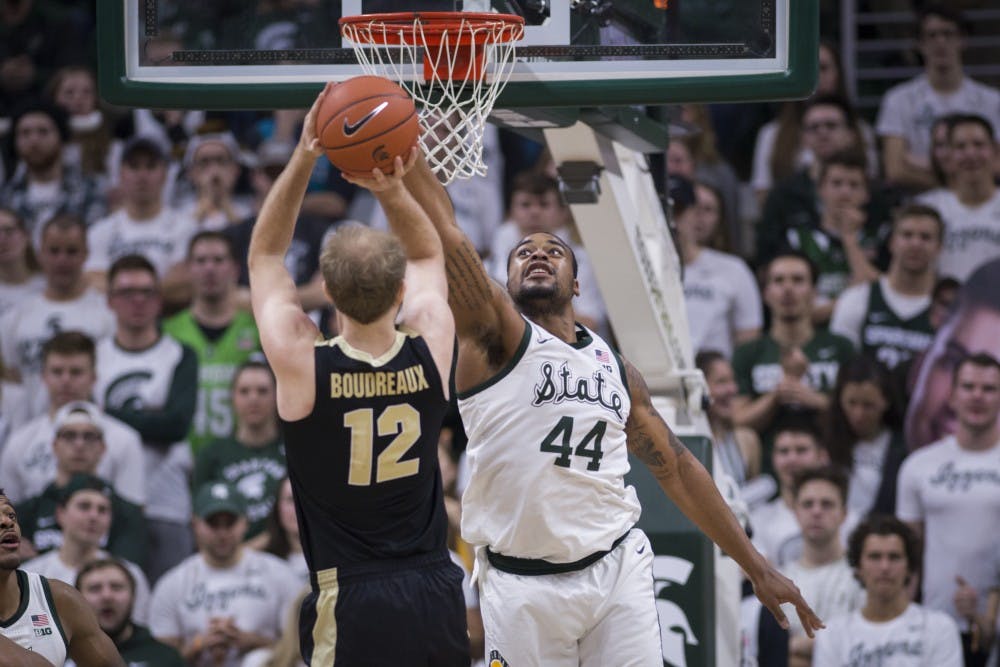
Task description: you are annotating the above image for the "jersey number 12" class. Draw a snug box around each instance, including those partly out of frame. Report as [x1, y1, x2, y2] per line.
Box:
[344, 404, 421, 486]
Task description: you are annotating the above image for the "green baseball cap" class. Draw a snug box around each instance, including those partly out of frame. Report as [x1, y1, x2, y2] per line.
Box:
[59, 473, 113, 505]
[193, 482, 246, 519]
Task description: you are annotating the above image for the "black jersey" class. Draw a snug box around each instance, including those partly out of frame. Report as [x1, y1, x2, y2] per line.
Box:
[281, 331, 450, 572]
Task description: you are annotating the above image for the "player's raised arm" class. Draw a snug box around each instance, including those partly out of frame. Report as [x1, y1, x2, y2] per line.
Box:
[620, 357, 825, 638]
[399, 149, 525, 385]
[248, 85, 327, 420]
[341, 151, 455, 394]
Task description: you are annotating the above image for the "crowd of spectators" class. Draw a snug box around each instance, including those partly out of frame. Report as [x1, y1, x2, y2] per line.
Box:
[1, 1, 1000, 665]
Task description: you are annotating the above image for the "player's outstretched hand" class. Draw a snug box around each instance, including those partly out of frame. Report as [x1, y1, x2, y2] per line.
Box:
[340, 146, 419, 192]
[750, 564, 825, 638]
[300, 82, 334, 158]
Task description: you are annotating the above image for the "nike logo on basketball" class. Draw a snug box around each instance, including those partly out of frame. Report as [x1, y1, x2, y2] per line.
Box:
[343, 101, 389, 136]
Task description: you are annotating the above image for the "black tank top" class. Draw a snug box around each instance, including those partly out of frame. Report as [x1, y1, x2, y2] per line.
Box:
[281, 332, 449, 572]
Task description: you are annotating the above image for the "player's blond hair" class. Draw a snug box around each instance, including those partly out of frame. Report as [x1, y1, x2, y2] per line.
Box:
[320, 225, 406, 324]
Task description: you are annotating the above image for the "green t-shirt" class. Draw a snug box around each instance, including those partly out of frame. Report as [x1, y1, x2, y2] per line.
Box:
[162, 310, 261, 454]
[191, 436, 287, 539]
[732, 330, 856, 473]
[118, 624, 185, 667]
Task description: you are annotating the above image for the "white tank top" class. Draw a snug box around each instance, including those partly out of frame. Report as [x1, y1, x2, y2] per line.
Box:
[0, 570, 68, 666]
[458, 319, 641, 562]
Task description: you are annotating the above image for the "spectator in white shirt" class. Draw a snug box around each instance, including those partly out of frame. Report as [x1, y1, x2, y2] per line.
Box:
[813, 514, 962, 667]
[0, 206, 43, 321]
[877, 4, 1000, 192]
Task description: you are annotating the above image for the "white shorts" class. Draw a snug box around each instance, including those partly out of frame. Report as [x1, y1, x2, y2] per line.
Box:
[478, 528, 662, 667]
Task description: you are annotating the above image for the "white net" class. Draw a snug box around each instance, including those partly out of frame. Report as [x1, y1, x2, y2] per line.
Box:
[341, 14, 523, 184]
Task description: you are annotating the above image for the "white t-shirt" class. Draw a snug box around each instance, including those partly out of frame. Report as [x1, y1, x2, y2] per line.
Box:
[0, 410, 146, 506]
[813, 604, 963, 667]
[149, 550, 300, 667]
[916, 188, 1000, 281]
[848, 430, 892, 516]
[84, 207, 197, 277]
[876, 74, 1000, 159]
[683, 248, 762, 357]
[779, 558, 865, 639]
[750, 498, 861, 568]
[21, 549, 151, 624]
[0, 275, 44, 320]
[829, 278, 932, 349]
[896, 435, 1000, 627]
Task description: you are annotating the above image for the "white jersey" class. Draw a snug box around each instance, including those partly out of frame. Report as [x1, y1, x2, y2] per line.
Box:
[813, 604, 963, 667]
[0, 410, 146, 505]
[0, 570, 68, 666]
[0, 275, 44, 320]
[84, 207, 197, 277]
[94, 336, 194, 523]
[149, 550, 300, 667]
[896, 435, 1000, 627]
[22, 549, 151, 624]
[458, 319, 640, 562]
[916, 188, 1000, 281]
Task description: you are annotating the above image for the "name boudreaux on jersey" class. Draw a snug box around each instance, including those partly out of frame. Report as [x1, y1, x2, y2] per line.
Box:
[329, 363, 430, 399]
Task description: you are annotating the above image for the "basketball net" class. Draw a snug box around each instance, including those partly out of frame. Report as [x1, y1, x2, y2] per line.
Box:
[341, 13, 524, 184]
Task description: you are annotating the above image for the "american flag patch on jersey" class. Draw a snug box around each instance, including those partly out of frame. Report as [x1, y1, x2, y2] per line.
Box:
[31, 614, 49, 626]
[595, 349, 611, 364]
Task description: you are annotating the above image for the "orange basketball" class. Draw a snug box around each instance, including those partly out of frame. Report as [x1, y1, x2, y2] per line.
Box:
[316, 76, 419, 177]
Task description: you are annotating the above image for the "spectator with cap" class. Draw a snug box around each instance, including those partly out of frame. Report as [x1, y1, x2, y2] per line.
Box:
[0, 213, 114, 415]
[76, 558, 185, 667]
[12, 402, 146, 565]
[83, 135, 198, 302]
[675, 174, 762, 357]
[149, 481, 299, 667]
[22, 474, 151, 624]
[0, 102, 107, 242]
[176, 132, 253, 230]
[0, 332, 145, 506]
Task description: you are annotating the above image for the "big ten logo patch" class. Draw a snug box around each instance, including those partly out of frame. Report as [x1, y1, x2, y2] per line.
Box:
[31, 613, 52, 637]
[653, 555, 699, 667]
[488, 649, 509, 667]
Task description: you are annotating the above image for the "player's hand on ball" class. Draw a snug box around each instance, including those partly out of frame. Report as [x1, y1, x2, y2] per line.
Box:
[301, 82, 335, 157]
[751, 564, 825, 638]
[340, 146, 419, 192]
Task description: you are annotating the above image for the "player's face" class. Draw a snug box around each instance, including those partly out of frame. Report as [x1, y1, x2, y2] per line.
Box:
[0, 210, 29, 264]
[57, 490, 112, 546]
[705, 358, 738, 422]
[188, 239, 238, 299]
[39, 225, 87, 290]
[42, 353, 96, 408]
[0, 497, 22, 571]
[793, 479, 845, 546]
[119, 156, 167, 206]
[856, 534, 909, 598]
[918, 15, 962, 70]
[232, 368, 277, 430]
[763, 257, 814, 322]
[949, 123, 995, 177]
[53, 424, 105, 474]
[818, 165, 868, 210]
[14, 112, 62, 170]
[108, 269, 162, 331]
[772, 432, 825, 490]
[507, 233, 578, 312]
[840, 381, 889, 441]
[889, 215, 941, 274]
[907, 306, 1000, 449]
[195, 513, 247, 563]
[950, 363, 1000, 434]
[78, 566, 133, 637]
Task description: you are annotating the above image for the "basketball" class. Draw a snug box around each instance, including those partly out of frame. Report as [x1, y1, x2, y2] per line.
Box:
[316, 76, 419, 177]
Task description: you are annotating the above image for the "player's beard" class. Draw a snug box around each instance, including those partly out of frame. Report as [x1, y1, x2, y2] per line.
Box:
[513, 282, 573, 318]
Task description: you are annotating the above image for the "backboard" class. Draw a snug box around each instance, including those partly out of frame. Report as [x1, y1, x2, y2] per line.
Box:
[98, 0, 817, 110]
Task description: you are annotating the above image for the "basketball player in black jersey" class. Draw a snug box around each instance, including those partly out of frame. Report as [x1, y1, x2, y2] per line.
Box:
[248, 84, 467, 666]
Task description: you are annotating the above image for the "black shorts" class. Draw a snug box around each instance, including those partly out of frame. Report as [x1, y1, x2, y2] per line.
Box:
[299, 551, 470, 666]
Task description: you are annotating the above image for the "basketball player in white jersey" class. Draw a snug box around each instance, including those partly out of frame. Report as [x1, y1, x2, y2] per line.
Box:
[387, 126, 824, 666]
[0, 488, 124, 666]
